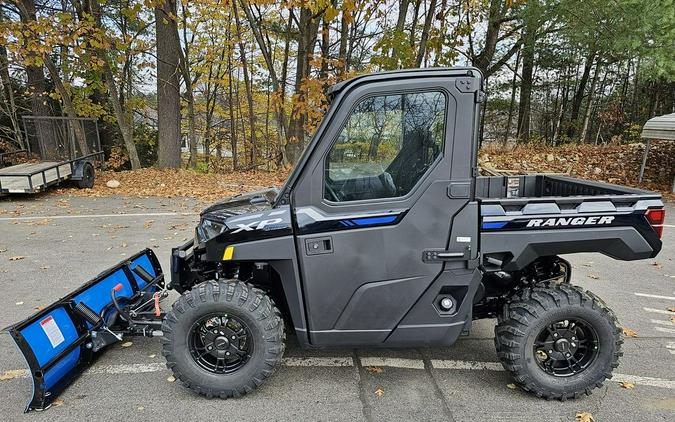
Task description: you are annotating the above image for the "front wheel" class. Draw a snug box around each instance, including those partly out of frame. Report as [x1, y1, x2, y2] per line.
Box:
[162, 280, 285, 398]
[495, 284, 622, 400]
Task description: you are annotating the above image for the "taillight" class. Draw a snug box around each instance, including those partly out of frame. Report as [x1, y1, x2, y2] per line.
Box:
[645, 208, 665, 238]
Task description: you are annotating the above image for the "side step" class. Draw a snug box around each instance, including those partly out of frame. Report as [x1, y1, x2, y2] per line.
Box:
[5, 249, 165, 412]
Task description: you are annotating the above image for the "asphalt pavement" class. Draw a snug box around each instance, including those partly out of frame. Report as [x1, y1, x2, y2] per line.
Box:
[0, 193, 673, 421]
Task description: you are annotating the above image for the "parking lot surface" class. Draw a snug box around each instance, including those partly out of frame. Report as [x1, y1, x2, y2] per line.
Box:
[1, 194, 673, 421]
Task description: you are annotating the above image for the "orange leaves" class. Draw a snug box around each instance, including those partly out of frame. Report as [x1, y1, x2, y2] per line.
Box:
[622, 327, 638, 337]
[56, 168, 288, 202]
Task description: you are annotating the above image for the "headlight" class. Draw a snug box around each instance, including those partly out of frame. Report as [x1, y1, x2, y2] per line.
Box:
[197, 218, 227, 242]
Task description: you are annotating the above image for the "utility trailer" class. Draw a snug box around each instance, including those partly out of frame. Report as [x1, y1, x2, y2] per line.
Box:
[0, 116, 103, 194]
[6, 68, 666, 412]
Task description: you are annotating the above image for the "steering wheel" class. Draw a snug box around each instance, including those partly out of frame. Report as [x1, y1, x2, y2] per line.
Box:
[379, 171, 397, 197]
[325, 180, 343, 202]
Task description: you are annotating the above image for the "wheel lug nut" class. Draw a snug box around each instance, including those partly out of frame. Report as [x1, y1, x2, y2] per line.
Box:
[226, 352, 230, 356]
[231, 336, 236, 340]
[549, 350, 553, 353]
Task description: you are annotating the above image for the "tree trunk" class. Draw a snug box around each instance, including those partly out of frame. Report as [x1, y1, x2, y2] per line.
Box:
[285, 6, 321, 166]
[566, 51, 595, 140]
[226, 18, 238, 171]
[338, 7, 349, 74]
[0, 12, 23, 149]
[516, 26, 535, 142]
[391, 0, 410, 66]
[415, 0, 437, 67]
[232, 0, 257, 169]
[88, 0, 140, 169]
[18, 0, 51, 152]
[579, 61, 602, 142]
[155, 0, 182, 168]
[503, 48, 520, 146]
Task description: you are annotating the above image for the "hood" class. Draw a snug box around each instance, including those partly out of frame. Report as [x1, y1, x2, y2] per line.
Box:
[201, 187, 279, 220]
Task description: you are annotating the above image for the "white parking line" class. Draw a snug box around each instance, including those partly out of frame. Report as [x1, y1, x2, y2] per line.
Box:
[3, 357, 674, 389]
[650, 319, 675, 327]
[635, 293, 675, 301]
[0, 212, 196, 221]
[430, 359, 504, 371]
[654, 327, 675, 334]
[360, 356, 425, 369]
[282, 357, 353, 367]
[644, 307, 675, 316]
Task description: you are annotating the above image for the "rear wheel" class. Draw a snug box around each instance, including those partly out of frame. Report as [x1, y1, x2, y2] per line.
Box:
[495, 284, 622, 400]
[162, 280, 285, 398]
[77, 162, 95, 189]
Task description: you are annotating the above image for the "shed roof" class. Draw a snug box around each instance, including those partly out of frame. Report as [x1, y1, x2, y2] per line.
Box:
[641, 112, 675, 140]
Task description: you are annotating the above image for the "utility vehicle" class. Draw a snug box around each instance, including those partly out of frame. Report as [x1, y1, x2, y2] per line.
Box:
[8, 67, 665, 412]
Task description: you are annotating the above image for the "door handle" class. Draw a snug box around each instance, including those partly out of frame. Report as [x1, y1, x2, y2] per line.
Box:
[422, 247, 470, 263]
[305, 236, 333, 256]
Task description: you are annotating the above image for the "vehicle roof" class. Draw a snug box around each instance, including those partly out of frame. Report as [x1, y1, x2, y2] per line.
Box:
[327, 67, 483, 98]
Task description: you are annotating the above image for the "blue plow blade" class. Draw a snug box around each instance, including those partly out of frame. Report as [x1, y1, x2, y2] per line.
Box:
[5, 248, 163, 412]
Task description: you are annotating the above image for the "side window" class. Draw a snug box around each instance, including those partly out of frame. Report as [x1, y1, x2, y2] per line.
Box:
[324, 91, 446, 202]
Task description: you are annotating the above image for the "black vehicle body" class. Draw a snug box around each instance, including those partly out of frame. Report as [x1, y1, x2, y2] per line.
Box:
[7, 67, 665, 411]
[171, 67, 663, 349]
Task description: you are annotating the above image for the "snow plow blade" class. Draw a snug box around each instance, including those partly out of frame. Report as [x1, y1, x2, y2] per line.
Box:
[5, 249, 165, 412]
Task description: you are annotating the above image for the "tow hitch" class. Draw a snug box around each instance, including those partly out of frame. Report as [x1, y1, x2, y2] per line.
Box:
[6, 249, 167, 412]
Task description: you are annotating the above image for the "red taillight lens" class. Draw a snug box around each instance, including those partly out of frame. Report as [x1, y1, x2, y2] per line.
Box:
[645, 208, 665, 238]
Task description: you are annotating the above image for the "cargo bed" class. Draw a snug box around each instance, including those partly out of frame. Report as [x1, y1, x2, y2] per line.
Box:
[0, 161, 73, 193]
[476, 174, 658, 202]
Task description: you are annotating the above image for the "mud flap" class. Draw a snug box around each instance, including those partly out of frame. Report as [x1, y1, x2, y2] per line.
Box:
[5, 249, 163, 412]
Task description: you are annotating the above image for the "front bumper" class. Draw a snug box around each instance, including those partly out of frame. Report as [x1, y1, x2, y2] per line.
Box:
[170, 239, 195, 291]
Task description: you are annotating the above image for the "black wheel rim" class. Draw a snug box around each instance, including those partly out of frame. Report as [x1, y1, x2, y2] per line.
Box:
[188, 313, 253, 374]
[83, 165, 93, 186]
[533, 318, 599, 377]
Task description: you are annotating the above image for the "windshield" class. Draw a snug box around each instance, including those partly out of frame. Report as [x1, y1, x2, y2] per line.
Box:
[274, 94, 340, 207]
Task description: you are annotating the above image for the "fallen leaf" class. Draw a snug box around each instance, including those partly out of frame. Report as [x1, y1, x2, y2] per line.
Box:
[41, 265, 50, 270]
[121, 242, 128, 248]
[121, 341, 133, 348]
[9, 256, 25, 261]
[619, 381, 635, 389]
[0, 248, 7, 253]
[587, 274, 600, 280]
[506, 383, 517, 390]
[651, 261, 663, 269]
[144, 220, 154, 229]
[0, 369, 26, 381]
[137, 406, 145, 411]
[670, 316, 675, 323]
[167, 375, 176, 383]
[51, 399, 64, 408]
[148, 354, 157, 358]
[374, 388, 384, 397]
[668, 307, 675, 313]
[622, 327, 638, 337]
[366, 366, 383, 374]
[34, 305, 45, 311]
[576, 412, 594, 422]
[15, 301, 24, 306]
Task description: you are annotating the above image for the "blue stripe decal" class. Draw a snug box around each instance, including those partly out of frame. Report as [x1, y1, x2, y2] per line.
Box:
[482, 221, 507, 230]
[351, 215, 398, 226]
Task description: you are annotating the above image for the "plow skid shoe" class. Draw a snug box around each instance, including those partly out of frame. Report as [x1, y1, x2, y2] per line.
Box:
[5, 249, 163, 412]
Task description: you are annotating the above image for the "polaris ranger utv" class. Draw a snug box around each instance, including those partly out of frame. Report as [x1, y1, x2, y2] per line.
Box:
[8, 67, 666, 412]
